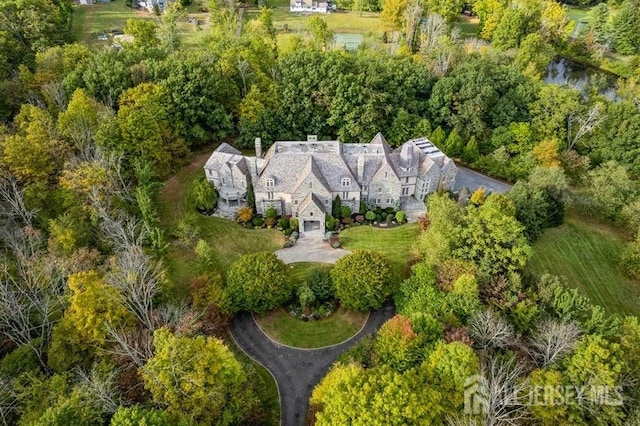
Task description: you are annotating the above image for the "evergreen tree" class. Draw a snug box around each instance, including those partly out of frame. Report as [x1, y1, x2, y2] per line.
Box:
[463, 136, 480, 162]
[332, 195, 342, 219]
[612, 1, 640, 55]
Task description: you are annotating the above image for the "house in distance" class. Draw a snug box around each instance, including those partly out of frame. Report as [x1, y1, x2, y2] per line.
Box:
[203, 133, 457, 234]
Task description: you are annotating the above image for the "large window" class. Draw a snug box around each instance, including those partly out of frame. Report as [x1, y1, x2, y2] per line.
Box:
[341, 178, 350, 187]
[265, 178, 275, 188]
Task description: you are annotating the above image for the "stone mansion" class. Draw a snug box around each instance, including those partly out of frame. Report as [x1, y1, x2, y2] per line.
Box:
[203, 133, 457, 233]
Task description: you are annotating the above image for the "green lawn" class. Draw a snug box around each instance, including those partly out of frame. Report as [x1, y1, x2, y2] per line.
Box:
[255, 306, 368, 348]
[158, 148, 284, 299]
[527, 212, 640, 316]
[457, 15, 479, 38]
[71, 0, 208, 48]
[288, 262, 333, 285]
[339, 224, 419, 284]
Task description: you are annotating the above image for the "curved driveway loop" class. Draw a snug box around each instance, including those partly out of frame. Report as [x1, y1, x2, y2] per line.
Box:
[231, 302, 396, 426]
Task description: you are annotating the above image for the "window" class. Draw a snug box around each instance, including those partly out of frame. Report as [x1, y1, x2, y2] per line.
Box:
[294, 200, 298, 205]
[309, 181, 313, 189]
[384, 171, 388, 178]
[405, 177, 409, 183]
[342, 192, 348, 199]
[376, 199, 381, 204]
[265, 178, 274, 188]
[386, 198, 391, 204]
[341, 178, 350, 187]
[221, 178, 225, 185]
[324, 199, 329, 204]
[402, 187, 409, 196]
[310, 212, 314, 217]
[364, 186, 368, 191]
[377, 187, 382, 193]
[268, 192, 274, 200]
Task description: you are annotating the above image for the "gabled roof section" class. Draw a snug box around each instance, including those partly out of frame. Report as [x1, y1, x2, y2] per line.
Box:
[298, 192, 327, 215]
[215, 143, 242, 155]
[292, 156, 331, 194]
[369, 132, 392, 155]
[204, 143, 247, 172]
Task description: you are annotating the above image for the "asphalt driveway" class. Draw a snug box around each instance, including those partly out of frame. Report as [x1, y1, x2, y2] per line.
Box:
[230, 302, 396, 426]
[454, 165, 512, 194]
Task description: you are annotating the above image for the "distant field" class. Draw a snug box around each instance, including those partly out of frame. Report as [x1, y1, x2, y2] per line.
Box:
[527, 212, 640, 316]
[71, 0, 208, 48]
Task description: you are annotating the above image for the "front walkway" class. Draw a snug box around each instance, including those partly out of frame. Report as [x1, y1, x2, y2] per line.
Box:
[275, 233, 350, 264]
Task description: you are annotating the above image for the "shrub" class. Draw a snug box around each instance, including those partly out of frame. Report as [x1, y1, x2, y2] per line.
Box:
[252, 216, 264, 227]
[298, 284, 316, 309]
[341, 217, 352, 225]
[264, 217, 276, 228]
[355, 214, 364, 223]
[226, 252, 292, 314]
[265, 207, 278, 219]
[290, 217, 299, 230]
[331, 250, 393, 311]
[386, 213, 394, 223]
[341, 206, 352, 219]
[395, 210, 406, 223]
[365, 211, 376, 222]
[326, 216, 336, 230]
[277, 217, 290, 229]
[284, 228, 294, 236]
[375, 214, 382, 223]
[236, 206, 253, 224]
[307, 269, 334, 301]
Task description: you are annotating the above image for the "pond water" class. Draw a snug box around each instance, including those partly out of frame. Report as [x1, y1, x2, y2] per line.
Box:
[544, 57, 618, 100]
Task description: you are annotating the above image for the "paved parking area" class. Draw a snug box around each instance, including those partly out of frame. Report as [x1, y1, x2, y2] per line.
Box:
[454, 166, 512, 194]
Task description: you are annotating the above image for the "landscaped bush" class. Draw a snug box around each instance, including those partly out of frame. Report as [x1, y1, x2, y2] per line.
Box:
[395, 211, 406, 223]
[236, 206, 253, 225]
[226, 252, 292, 314]
[290, 217, 299, 230]
[375, 214, 382, 223]
[355, 214, 364, 223]
[386, 213, 394, 223]
[265, 207, 278, 219]
[307, 269, 335, 302]
[331, 250, 393, 311]
[326, 216, 336, 231]
[278, 217, 290, 229]
[252, 216, 264, 228]
[298, 284, 316, 311]
[264, 217, 276, 228]
[341, 206, 352, 219]
[365, 211, 376, 222]
[341, 217, 352, 225]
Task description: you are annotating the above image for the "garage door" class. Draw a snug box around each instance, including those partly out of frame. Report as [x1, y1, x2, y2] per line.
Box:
[304, 220, 321, 232]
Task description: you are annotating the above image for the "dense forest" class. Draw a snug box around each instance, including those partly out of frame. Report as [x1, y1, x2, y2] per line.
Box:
[1, 0, 640, 423]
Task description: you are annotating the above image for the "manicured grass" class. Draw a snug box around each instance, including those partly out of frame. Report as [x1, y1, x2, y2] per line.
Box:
[288, 262, 333, 286]
[338, 223, 419, 284]
[158, 148, 284, 299]
[255, 306, 368, 348]
[527, 212, 640, 316]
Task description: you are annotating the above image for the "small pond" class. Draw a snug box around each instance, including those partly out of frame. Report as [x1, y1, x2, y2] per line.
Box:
[544, 56, 618, 100]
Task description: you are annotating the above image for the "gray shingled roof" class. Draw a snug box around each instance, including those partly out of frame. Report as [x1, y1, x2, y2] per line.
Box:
[298, 192, 327, 215]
